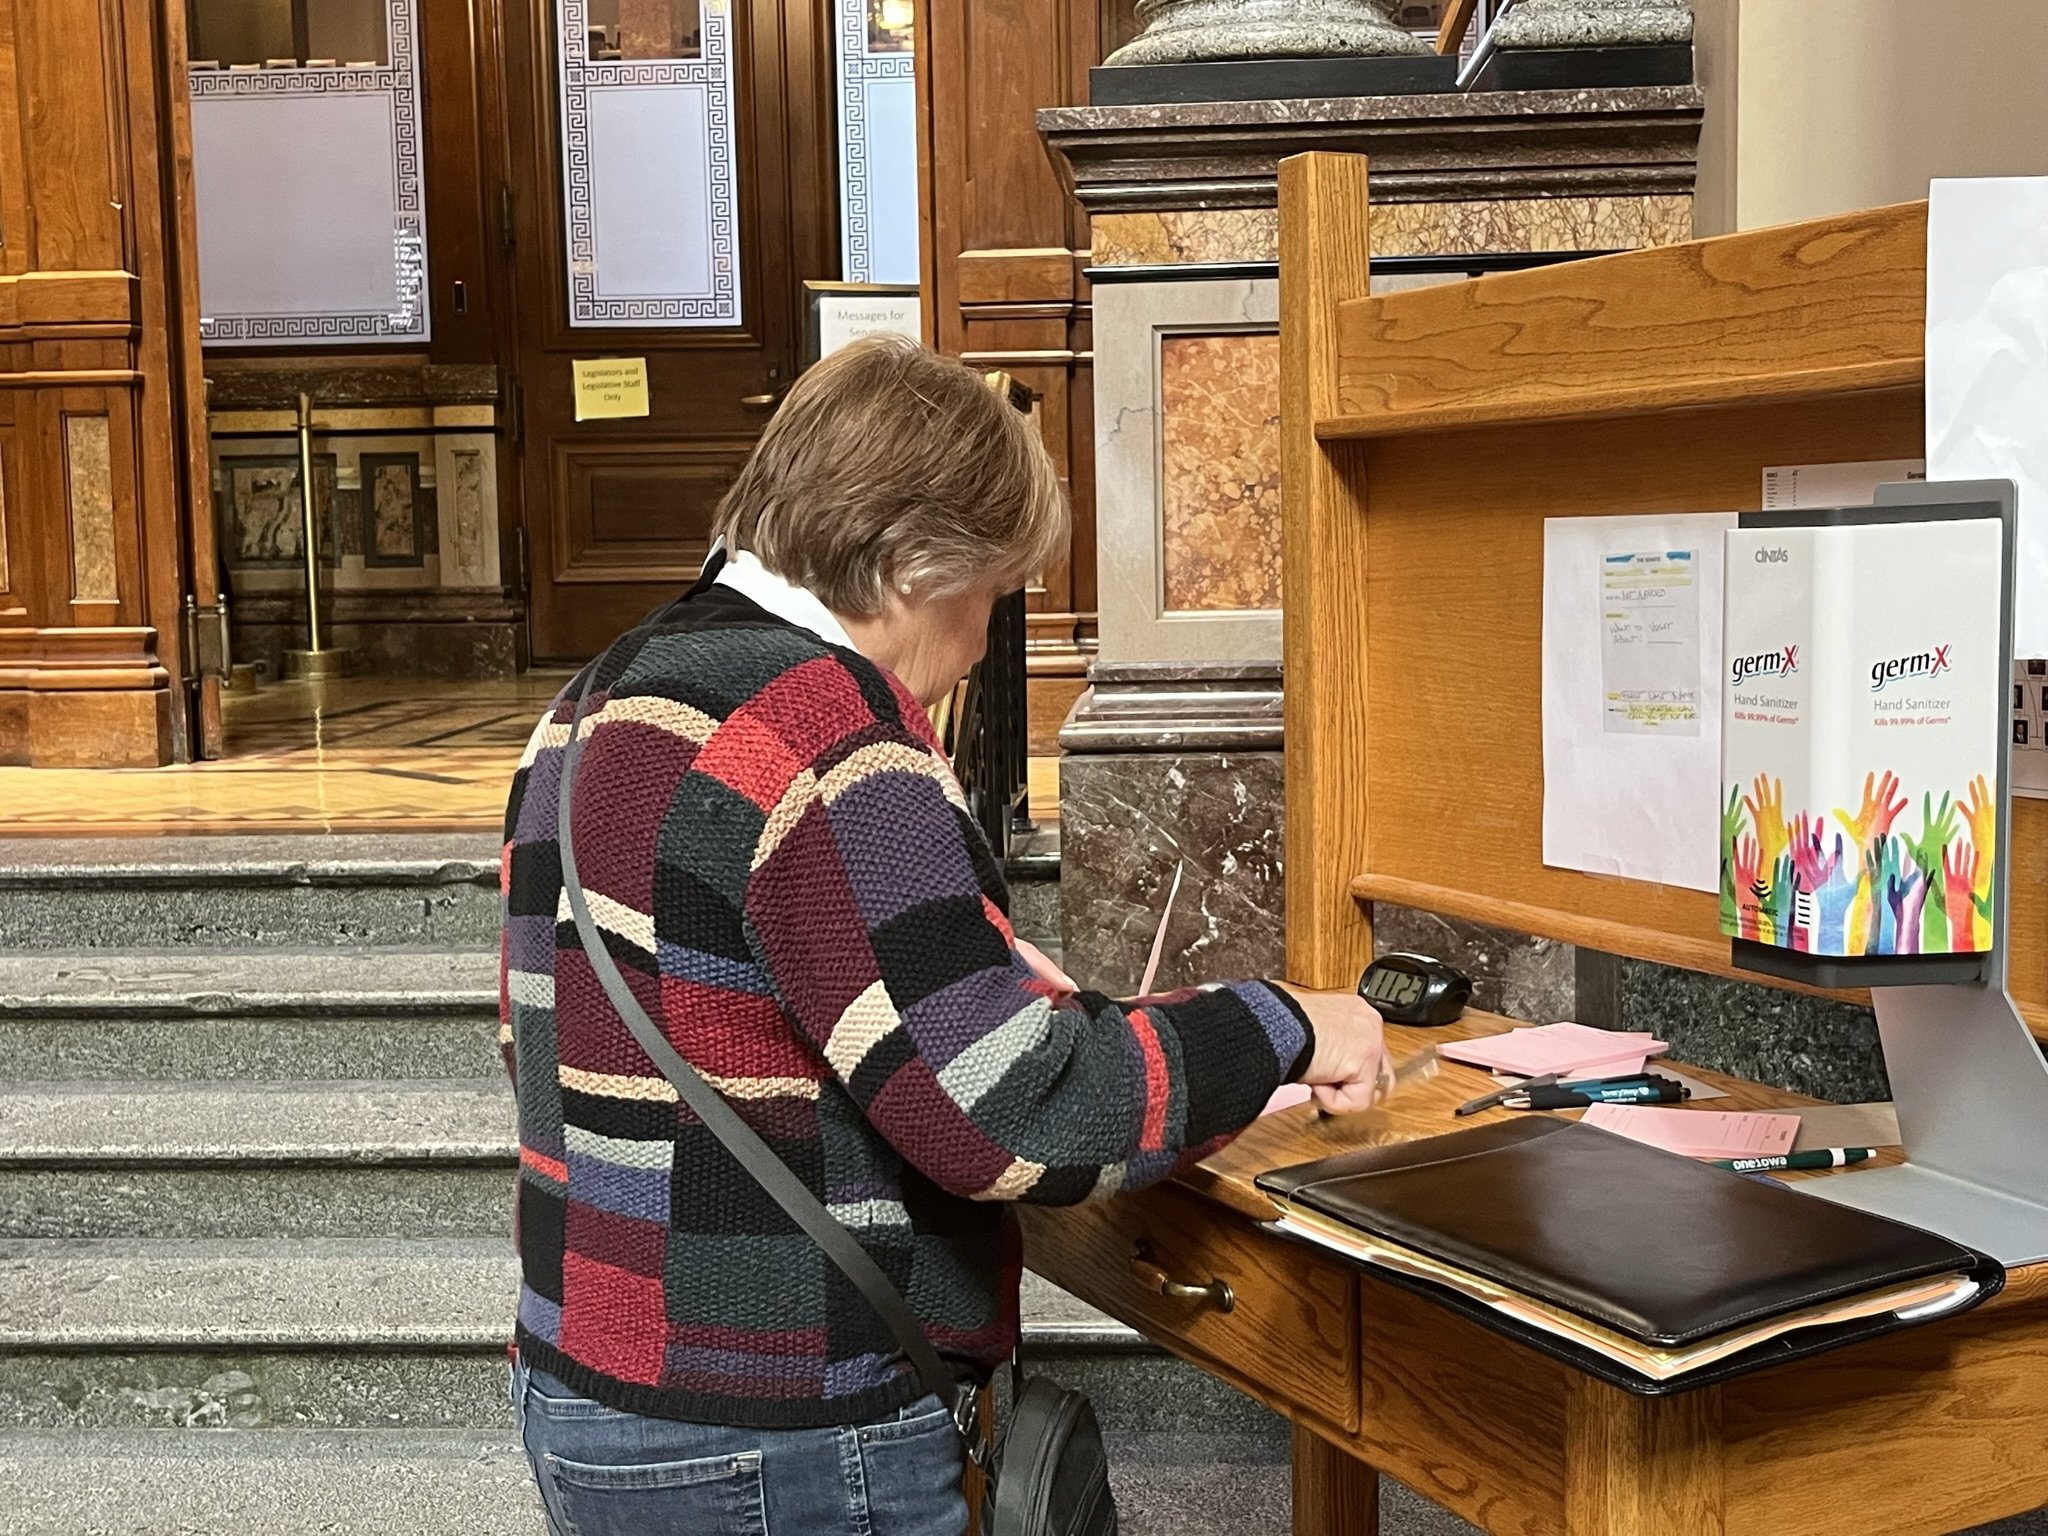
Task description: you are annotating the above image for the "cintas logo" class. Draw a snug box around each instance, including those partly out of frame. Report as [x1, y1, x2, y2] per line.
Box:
[1871, 645, 1952, 691]
[1731, 645, 1799, 687]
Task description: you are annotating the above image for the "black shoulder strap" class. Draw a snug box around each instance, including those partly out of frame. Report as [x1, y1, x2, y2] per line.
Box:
[553, 659, 962, 1411]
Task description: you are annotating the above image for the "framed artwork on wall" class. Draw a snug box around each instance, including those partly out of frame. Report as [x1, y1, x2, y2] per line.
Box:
[359, 452, 427, 567]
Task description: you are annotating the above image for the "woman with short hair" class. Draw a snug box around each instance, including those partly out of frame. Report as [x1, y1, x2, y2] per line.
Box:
[502, 335, 1385, 1536]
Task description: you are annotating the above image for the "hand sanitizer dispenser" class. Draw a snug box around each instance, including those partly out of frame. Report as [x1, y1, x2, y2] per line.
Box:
[1723, 481, 2048, 1263]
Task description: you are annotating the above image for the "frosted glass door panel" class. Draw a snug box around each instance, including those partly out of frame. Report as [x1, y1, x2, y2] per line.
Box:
[192, 92, 425, 341]
[189, 0, 426, 343]
[834, 0, 918, 284]
[587, 86, 714, 301]
[559, 0, 739, 326]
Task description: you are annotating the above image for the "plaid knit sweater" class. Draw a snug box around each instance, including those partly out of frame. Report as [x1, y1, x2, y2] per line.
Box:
[501, 579, 1314, 1428]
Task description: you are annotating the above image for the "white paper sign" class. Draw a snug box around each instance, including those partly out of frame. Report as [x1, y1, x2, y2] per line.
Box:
[1543, 513, 1738, 893]
[817, 292, 921, 358]
[1762, 459, 1924, 511]
[1927, 177, 2048, 657]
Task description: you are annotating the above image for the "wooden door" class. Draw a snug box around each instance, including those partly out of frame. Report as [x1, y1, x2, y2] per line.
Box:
[503, 0, 837, 662]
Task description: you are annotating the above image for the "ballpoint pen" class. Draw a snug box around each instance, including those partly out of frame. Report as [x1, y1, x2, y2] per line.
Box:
[1502, 1076, 1689, 1110]
[1706, 1148, 1876, 1173]
[1453, 1072, 1559, 1118]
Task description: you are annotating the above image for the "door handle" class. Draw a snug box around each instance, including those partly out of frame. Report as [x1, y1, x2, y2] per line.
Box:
[740, 392, 778, 408]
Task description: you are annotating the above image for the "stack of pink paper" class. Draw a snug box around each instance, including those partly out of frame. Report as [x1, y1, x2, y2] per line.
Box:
[1582, 1103, 1801, 1160]
[1437, 1022, 1666, 1080]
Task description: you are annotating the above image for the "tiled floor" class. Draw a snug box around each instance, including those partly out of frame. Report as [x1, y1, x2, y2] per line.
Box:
[0, 674, 1060, 837]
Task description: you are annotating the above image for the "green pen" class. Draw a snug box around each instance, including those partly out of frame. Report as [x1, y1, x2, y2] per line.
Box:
[1707, 1148, 1876, 1173]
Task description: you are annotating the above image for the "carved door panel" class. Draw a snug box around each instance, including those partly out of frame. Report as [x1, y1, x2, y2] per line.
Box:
[504, 0, 837, 661]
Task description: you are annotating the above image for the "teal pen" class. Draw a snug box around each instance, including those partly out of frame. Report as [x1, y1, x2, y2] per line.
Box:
[1707, 1148, 1876, 1173]
[1501, 1076, 1686, 1110]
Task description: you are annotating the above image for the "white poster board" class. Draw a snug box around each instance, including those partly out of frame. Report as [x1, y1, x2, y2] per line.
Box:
[1542, 512, 1738, 893]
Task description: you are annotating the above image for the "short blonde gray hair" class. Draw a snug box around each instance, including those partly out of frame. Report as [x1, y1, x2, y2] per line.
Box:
[712, 335, 1067, 616]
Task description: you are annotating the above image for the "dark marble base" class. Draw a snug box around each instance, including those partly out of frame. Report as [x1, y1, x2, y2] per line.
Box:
[1059, 751, 1287, 996]
[1091, 54, 1458, 107]
[1374, 906, 1575, 1027]
[234, 592, 526, 682]
[1471, 43, 1693, 93]
[1613, 960, 1888, 1103]
[206, 361, 498, 410]
[236, 622, 525, 682]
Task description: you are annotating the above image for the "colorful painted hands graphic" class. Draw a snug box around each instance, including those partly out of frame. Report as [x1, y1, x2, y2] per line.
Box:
[1791, 814, 1854, 955]
[1903, 792, 1960, 952]
[1724, 770, 1989, 958]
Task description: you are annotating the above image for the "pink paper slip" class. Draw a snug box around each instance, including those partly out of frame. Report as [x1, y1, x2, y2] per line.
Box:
[1262, 1083, 1313, 1117]
[1437, 1022, 1667, 1080]
[1582, 1103, 1801, 1160]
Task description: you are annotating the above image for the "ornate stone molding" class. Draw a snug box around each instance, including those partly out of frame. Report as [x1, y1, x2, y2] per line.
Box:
[1038, 86, 1705, 213]
[1060, 661, 1283, 753]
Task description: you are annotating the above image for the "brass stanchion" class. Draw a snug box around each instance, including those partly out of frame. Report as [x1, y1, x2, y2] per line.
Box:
[283, 391, 352, 680]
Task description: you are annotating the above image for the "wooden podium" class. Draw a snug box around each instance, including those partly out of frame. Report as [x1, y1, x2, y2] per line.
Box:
[1019, 157, 2048, 1535]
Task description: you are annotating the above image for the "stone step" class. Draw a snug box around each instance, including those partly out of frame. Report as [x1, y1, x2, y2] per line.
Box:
[0, 831, 1063, 952]
[0, 1238, 1178, 1435]
[0, 1428, 546, 1536]
[0, 1426, 1298, 1536]
[0, 834, 503, 950]
[0, 948, 499, 1080]
[0, 1079, 515, 1167]
[0, 1079, 516, 1239]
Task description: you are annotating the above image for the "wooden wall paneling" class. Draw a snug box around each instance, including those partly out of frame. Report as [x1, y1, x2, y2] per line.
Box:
[121, 0, 212, 758]
[919, 0, 1104, 676]
[419, 0, 503, 361]
[14, 0, 126, 272]
[1325, 202, 1928, 438]
[0, 0, 204, 766]
[1280, 152, 1379, 992]
[0, 0, 29, 279]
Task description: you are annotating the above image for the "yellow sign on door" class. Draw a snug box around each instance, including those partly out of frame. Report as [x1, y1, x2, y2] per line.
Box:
[572, 357, 651, 421]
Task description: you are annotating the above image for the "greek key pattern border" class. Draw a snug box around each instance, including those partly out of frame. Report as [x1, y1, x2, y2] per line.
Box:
[835, 0, 915, 284]
[191, 0, 428, 344]
[558, 0, 740, 326]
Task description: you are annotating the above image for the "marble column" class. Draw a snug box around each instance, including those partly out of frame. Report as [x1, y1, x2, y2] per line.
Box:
[1105, 0, 1429, 67]
[1494, 0, 1695, 49]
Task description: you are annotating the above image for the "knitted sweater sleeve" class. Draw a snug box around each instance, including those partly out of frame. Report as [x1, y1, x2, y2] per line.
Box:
[744, 714, 1314, 1206]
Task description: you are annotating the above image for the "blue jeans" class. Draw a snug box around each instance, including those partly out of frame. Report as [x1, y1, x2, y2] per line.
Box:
[512, 1360, 969, 1536]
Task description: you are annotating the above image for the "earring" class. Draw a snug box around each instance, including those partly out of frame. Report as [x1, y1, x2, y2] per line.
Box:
[897, 580, 914, 596]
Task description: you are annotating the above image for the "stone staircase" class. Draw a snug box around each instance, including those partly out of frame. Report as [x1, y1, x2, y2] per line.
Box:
[0, 833, 1311, 1535]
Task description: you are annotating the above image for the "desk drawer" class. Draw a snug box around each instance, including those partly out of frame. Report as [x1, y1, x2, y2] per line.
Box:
[1019, 1184, 1358, 1430]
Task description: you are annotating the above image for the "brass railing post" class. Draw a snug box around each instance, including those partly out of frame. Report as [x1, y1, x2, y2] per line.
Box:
[283, 391, 352, 680]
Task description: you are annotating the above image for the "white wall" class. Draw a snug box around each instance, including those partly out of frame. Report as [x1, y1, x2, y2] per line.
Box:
[1716, 0, 2048, 232]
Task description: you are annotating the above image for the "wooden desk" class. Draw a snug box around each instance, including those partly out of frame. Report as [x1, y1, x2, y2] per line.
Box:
[1021, 1014, 2048, 1535]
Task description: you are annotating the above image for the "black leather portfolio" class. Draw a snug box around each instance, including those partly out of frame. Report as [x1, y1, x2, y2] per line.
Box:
[1257, 1118, 2004, 1394]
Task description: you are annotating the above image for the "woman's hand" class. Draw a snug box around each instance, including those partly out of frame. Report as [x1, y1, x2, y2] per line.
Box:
[1278, 986, 1387, 1115]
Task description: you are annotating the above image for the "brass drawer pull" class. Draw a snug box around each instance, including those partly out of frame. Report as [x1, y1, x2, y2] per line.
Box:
[1130, 1245, 1235, 1313]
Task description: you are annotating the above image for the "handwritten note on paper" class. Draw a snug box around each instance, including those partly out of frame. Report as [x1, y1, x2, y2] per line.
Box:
[1601, 550, 1703, 736]
[1582, 1103, 1800, 1160]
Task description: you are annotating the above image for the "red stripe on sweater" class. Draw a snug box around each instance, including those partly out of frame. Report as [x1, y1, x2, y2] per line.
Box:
[1129, 1008, 1169, 1151]
[520, 1146, 568, 1184]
